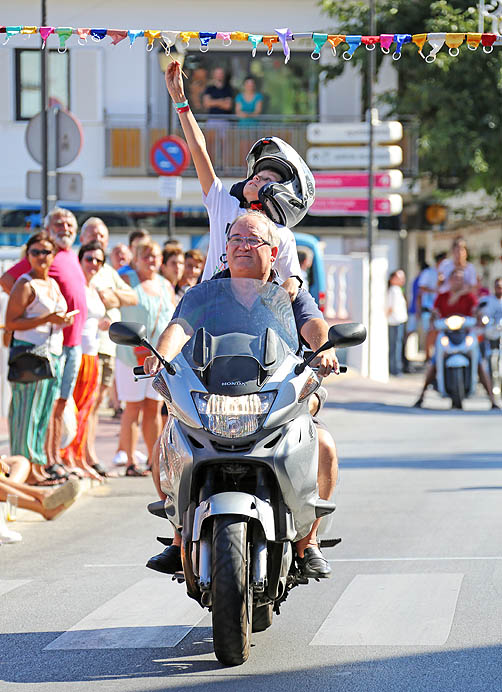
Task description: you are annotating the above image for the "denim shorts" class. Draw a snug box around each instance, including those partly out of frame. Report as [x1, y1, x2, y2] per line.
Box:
[59, 345, 82, 400]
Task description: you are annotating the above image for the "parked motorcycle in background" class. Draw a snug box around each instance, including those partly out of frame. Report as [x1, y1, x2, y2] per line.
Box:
[110, 279, 366, 666]
[434, 315, 478, 409]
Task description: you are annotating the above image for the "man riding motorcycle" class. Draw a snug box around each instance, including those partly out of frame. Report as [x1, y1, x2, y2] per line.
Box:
[414, 268, 498, 409]
[144, 211, 339, 579]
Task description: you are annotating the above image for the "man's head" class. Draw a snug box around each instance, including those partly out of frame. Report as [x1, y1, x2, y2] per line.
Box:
[450, 268, 465, 291]
[226, 211, 280, 281]
[212, 67, 226, 87]
[128, 228, 150, 250]
[389, 269, 406, 287]
[80, 217, 109, 250]
[110, 243, 132, 271]
[494, 277, 502, 299]
[44, 207, 78, 250]
[435, 251, 447, 266]
[298, 248, 313, 271]
[161, 246, 185, 286]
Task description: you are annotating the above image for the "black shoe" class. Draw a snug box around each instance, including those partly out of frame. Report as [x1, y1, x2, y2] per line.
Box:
[413, 397, 423, 408]
[146, 545, 182, 574]
[297, 546, 332, 579]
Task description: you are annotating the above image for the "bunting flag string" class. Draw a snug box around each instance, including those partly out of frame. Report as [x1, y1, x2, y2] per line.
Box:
[0, 25, 500, 62]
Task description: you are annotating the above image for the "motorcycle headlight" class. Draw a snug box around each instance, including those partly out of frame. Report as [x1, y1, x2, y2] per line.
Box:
[465, 335, 474, 347]
[440, 336, 450, 347]
[444, 315, 465, 330]
[193, 392, 276, 438]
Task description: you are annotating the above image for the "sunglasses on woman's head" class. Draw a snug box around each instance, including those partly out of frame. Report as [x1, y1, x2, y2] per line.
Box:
[29, 248, 53, 257]
[83, 255, 104, 265]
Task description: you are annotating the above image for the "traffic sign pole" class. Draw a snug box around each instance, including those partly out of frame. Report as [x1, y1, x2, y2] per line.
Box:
[41, 0, 48, 220]
[367, 0, 376, 378]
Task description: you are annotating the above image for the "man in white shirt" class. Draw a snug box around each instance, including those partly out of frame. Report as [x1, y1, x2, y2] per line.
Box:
[79, 218, 137, 475]
[438, 237, 477, 293]
[386, 270, 408, 376]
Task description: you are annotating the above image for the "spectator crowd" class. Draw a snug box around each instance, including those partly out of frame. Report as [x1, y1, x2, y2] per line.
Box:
[0, 207, 206, 542]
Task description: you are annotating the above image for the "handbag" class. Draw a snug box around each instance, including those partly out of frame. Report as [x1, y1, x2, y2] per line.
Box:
[8, 341, 55, 384]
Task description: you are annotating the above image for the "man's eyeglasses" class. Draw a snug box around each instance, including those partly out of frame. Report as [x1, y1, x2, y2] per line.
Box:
[83, 255, 104, 265]
[227, 235, 271, 249]
[29, 248, 53, 257]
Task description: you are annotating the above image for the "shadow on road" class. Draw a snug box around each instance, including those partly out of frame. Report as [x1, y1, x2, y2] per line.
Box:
[326, 400, 500, 417]
[341, 452, 502, 470]
[1, 632, 501, 691]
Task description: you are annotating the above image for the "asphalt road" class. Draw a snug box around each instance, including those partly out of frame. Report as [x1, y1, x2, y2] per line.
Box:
[1, 373, 502, 692]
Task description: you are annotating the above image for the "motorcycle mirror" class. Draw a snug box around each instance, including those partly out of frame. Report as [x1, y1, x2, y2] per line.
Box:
[328, 323, 367, 349]
[294, 322, 367, 375]
[109, 321, 147, 346]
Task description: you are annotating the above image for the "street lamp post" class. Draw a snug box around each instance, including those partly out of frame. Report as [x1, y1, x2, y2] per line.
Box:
[41, 0, 48, 220]
[367, 0, 377, 376]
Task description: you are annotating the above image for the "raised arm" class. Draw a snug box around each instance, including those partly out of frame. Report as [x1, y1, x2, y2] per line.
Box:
[165, 61, 216, 196]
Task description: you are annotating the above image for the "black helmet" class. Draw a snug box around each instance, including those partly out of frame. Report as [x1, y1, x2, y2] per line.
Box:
[245, 137, 315, 228]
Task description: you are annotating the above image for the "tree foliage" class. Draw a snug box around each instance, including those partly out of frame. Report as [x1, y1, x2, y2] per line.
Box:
[319, 0, 502, 199]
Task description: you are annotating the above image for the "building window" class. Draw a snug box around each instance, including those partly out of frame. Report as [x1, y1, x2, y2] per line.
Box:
[15, 48, 70, 121]
[182, 50, 318, 117]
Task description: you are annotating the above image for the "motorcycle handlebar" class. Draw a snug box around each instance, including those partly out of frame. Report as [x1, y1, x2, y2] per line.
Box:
[133, 366, 145, 376]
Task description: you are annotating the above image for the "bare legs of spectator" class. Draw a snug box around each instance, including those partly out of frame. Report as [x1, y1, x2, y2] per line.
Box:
[85, 381, 110, 468]
[119, 399, 161, 474]
[45, 398, 66, 475]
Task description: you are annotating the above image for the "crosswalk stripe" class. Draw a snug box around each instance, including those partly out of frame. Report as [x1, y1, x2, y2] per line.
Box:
[310, 573, 464, 646]
[0, 579, 32, 597]
[44, 578, 206, 650]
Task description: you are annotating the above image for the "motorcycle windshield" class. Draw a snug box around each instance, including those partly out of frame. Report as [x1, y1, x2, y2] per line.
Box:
[174, 278, 299, 365]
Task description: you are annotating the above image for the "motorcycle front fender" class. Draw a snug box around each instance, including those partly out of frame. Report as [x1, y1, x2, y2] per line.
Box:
[192, 491, 277, 542]
[445, 354, 470, 368]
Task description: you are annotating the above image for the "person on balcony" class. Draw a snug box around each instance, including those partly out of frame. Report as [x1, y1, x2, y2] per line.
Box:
[164, 60, 315, 303]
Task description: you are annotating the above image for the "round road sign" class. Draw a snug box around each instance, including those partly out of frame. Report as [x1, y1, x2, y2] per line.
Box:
[150, 135, 190, 176]
[25, 108, 83, 168]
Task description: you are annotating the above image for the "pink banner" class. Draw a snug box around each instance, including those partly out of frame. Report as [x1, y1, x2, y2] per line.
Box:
[314, 172, 393, 188]
[310, 197, 394, 215]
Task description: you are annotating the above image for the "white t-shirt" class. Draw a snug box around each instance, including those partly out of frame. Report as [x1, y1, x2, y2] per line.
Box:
[90, 262, 132, 357]
[201, 177, 301, 282]
[81, 285, 106, 356]
[438, 259, 477, 293]
[480, 294, 502, 322]
[386, 285, 408, 326]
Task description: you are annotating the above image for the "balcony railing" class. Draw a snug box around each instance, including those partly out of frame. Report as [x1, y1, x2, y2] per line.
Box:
[104, 114, 419, 179]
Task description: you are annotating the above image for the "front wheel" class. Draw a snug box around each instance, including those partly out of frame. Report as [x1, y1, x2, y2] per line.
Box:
[211, 517, 252, 666]
[447, 366, 465, 409]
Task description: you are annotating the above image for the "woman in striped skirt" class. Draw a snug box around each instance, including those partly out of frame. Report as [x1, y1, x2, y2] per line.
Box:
[5, 232, 72, 484]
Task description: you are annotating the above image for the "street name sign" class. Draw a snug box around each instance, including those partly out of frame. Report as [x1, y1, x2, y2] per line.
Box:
[314, 170, 403, 190]
[307, 121, 403, 144]
[307, 146, 403, 170]
[309, 195, 403, 217]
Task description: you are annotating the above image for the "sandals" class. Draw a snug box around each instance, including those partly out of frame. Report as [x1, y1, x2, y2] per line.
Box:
[92, 463, 115, 478]
[125, 465, 150, 477]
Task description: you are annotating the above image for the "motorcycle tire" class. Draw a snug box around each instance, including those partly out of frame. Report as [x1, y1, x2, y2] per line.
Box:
[448, 366, 465, 409]
[252, 603, 273, 632]
[211, 517, 252, 666]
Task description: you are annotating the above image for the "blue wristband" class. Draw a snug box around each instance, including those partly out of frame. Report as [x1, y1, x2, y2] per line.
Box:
[175, 100, 188, 108]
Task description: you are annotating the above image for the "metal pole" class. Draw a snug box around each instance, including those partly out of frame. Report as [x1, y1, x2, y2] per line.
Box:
[367, 0, 376, 376]
[167, 96, 174, 240]
[41, 0, 48, 220]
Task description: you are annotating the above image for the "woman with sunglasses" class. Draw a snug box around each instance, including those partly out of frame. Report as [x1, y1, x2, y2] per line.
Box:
[5, 232, 72, 484]
[60, 242, 110, 480]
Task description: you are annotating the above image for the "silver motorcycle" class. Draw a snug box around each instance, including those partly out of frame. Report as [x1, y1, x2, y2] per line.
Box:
[110, 279, 366, 666]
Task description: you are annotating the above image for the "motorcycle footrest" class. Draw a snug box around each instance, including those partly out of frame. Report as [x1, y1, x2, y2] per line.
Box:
[171, 571, 185, 584]
[156, 536, 173, 546]
[319, 538, 342, 548]
[148, 500, 167, 518]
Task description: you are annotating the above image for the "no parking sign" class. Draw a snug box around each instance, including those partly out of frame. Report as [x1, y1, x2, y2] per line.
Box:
[150, 135, 190, 176]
